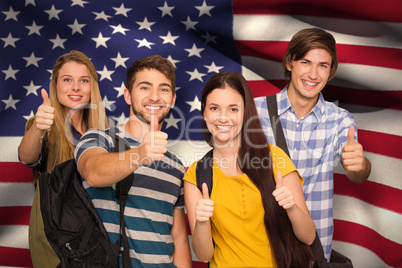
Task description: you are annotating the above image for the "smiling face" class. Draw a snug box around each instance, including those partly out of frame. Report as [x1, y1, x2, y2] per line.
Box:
[56, 61, 92, 112]
[125, 68, 176, 127]
[287, 48, 332, 103]
[203, 87, 244, 147]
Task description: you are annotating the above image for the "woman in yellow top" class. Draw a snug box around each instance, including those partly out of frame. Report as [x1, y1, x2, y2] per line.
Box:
[184, 72, 316, 268]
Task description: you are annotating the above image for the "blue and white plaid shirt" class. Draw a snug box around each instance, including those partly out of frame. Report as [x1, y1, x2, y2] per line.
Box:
[255, 87, 357, 260]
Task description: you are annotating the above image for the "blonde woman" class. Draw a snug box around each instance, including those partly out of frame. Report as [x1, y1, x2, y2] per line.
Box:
[18, 50, 108, 183]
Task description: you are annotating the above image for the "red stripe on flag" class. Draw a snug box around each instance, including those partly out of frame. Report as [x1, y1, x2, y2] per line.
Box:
[249, 79, 402, 112]
[233, 0, 402, 22]
[322, 86, 402, 111]
[337, 44, 402, 70]
[236, 40, 402, 70]
[248, 80, 281, 98]
[358, 130, 402, 159]
[0, 247, 32, 267]
[0, 162, 33, 183]
[193, 261, 208, 268]
[334, 174, 402, 214]
[333, 220, 402, 267]
[0, 206, 31, 225]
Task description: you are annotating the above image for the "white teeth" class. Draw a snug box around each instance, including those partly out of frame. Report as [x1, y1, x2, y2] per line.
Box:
[216, 125, 232, 130]
[69, 96, 81, 100]
[303, 80, 318, 86]
[146, 106, 160, 110]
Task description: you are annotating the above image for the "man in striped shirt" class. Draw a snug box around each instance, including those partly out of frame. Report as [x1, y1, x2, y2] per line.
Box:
[75, 55, 191, 267]
[255, 28, 372, 261]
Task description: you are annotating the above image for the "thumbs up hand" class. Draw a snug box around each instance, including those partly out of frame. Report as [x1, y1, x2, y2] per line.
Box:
[272, 170, 296, 210]
[342, 126, 365, 172]
[136, 114, 168, 166]
[195, 183, 214, 222]
[34, 89, 55, 133]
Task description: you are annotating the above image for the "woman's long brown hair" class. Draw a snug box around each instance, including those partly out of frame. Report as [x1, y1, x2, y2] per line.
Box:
[201, 72, 314, 268]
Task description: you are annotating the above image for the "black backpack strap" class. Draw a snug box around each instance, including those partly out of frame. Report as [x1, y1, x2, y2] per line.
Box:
[108, 130, 134, 268]
[266, 95, 329, 267]
[196, 149, 214, 197]
[267, 94, 290, 157]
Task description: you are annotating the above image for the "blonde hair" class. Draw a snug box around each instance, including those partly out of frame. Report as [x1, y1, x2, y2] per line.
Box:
[34, 50, 108, 174]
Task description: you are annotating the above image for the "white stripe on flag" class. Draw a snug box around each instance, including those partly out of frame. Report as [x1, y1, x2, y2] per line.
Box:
[234, 14, 402, 49]
[333, 195, 402, 245]
[0, 225, 29, 249]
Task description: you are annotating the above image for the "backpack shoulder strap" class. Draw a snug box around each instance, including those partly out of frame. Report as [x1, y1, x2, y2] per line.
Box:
[266, 96, 329, 266]
[196, 149, 214, 197]
[266, 94, 290, 157]
[107, 129, 133, 268]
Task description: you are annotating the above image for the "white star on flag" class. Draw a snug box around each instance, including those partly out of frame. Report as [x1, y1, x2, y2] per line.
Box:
[97, 66, 114, 81]
[92, 32, 111, 48]
[71, 0, 89, 8]
[2, 65, 19, 80]
[113, 3, 132, 17]
[2, 95, 20, 110]
[166, 55, 180, 68]
[1, 33, 20, 48]
[201, 32, 217, 44]
[93, 11, 112, 21]
[111, 53, 129, 68]
[165, 114, 181, 129]
[204, 62, 224, 73]
[23, 81, 41, 96]
[49, 34, 67, 49]
[181, 16, 198, 31]
[186, 68, 207, 82]
[2, 7, 20, 21]
[25, 0, 36, 7]
[26, 21, 43, 36]
[23, 52, 43, 67]
[68, 19, 85, 35]
[102, 95, 116, 111]
[110, 24, 129, 35]
[185, 44, 205, 58]
[160, 31, 179, 45]
[135, 38, 155, 49]
[23, 111, 35, 121]
[44, 5, 62, 20]
[195, 1, 215, 17]
[111, 112, 129, 126]
[158, 2, 174, 17]
[114, 82, 126, 98]
[186, 95, 201, 112]
[137, 17, 156, 32]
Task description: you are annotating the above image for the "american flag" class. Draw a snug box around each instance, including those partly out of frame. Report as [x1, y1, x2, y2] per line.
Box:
[0, 0, 401, 267]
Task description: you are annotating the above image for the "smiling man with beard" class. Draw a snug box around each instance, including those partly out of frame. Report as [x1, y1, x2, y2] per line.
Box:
[74, 55, 192, 268]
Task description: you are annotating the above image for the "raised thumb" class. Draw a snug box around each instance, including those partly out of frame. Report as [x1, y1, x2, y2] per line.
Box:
[150, 114, 159, 132]
[41, 89, 51, 106]
[276, 170, 283, 189]
[347, 126, 356, 145]
[202, 183, 210, 199]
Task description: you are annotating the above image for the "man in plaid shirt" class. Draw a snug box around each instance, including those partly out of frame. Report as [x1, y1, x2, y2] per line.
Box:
[254, 28, 372, 261]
